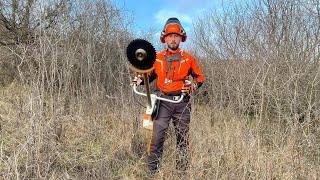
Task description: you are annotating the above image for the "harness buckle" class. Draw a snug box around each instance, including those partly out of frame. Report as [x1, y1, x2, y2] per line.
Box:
[173, 96, 180, 101]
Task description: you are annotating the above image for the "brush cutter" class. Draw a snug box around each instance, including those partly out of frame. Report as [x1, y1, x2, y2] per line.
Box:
[126, 39, 185, 130]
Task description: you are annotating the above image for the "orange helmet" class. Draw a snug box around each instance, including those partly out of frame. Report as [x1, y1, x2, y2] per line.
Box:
[160, 17, 187, 43]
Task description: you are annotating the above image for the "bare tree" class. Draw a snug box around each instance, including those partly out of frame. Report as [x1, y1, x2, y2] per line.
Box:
[0, 0, 70, 45]
[194, 0, 320, 122]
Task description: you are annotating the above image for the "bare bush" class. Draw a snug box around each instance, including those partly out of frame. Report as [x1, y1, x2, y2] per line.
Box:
[0, 0, 136, 178]
[194, 0, 320, 123]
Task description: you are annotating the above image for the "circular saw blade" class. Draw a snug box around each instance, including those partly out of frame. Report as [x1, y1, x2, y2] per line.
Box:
[126, 39, 156, 71]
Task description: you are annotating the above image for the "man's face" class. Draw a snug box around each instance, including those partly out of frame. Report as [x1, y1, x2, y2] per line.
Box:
[164, 33, 182, 51]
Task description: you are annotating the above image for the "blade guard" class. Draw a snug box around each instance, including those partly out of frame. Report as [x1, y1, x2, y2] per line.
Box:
[142, 94, 158, 130]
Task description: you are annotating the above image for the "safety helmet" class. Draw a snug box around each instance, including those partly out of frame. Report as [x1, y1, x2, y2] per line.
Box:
[160, 17, 187, 43]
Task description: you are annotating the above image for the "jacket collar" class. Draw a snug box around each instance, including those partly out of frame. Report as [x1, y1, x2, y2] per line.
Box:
[165, 48, 181, 55]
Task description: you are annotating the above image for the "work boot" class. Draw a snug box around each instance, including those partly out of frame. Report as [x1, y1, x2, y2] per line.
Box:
[147, 153, 161, 175]
[148, 166, 159, 176]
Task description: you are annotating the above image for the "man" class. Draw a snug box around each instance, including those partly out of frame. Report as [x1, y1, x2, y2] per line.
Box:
[134, 17, 204, 174]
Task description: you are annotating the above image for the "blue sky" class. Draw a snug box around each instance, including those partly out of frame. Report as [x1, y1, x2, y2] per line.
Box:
[115, 0, 223, 49]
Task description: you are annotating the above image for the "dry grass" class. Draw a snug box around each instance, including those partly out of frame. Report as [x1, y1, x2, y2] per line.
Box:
[0, 82, 319, 179]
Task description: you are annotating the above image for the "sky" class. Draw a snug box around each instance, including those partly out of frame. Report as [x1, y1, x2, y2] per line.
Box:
[115, 0, 223, 49]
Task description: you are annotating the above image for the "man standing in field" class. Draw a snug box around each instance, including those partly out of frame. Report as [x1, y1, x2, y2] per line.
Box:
[134, 17, 205, 174]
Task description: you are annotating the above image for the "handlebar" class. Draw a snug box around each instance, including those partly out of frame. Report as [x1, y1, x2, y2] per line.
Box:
[132, 84, 184, 103]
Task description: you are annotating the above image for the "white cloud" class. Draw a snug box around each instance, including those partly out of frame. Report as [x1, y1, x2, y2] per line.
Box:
[152, 2, 217, 50]
[154, 9, 193, 27]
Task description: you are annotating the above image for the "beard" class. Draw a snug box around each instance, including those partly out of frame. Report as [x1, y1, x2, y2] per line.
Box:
[168, 42, 179, 50]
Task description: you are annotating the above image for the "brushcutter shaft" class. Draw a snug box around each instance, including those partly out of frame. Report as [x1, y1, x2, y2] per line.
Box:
[144, 73, 152, 108]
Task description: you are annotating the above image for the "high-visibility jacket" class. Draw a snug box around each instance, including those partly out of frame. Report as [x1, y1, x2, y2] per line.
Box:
[149, 48, 204, 95]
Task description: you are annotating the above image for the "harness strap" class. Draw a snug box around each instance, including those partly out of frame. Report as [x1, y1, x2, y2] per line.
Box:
[164, 52, 183, 82]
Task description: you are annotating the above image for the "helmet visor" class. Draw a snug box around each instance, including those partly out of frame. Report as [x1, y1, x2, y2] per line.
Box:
[164, 23, 183, 36]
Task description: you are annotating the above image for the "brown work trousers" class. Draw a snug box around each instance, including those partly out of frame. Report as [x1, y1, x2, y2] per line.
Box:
[147, 96, 191, 174]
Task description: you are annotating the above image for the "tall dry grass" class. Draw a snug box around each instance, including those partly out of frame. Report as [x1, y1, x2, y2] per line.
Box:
[0, 83, 319, 179]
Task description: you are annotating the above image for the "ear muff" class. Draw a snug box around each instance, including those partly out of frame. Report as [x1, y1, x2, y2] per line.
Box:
[181, 28, 187, 42]
[160, 31, 166, 43]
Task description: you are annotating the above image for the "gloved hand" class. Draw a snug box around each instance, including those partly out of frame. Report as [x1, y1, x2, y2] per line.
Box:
[181, 80, 197, 94]
[131, 74, 143, 86]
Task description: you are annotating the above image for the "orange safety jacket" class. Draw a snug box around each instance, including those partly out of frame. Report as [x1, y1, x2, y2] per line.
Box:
[148, 48, 204, 95]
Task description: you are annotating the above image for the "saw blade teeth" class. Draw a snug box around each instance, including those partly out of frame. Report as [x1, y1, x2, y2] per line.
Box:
[126, 39, 156, 71]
